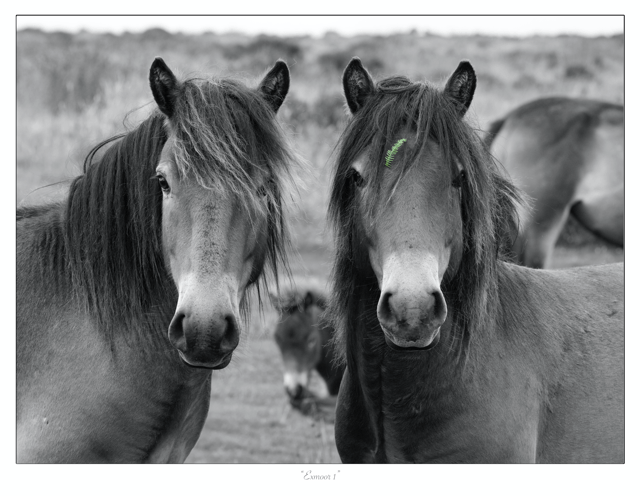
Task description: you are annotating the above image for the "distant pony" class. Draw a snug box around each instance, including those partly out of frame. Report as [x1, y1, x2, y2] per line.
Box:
[327, 57, 623, 463]
[486, 97, 623, 268]
[17, 58, 297, 462]
[272, 289, 344, 412]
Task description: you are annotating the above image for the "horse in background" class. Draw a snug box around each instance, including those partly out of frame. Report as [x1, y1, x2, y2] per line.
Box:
[272, 289, 344, 415]
[17, 58, 297, 462]
[327, 57, 623, 463]
[486, 97, 623, 268]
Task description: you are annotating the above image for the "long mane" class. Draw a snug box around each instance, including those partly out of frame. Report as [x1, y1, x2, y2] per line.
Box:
[328, 75, 522, 363]
[19, 74, 298, 347]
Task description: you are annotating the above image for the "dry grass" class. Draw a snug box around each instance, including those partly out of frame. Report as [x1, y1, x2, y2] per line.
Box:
[187, 332, 341, 463]
[17, 29, 623, 249]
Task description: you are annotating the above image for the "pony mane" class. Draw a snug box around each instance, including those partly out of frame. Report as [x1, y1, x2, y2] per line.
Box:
[328, 75, 522, 363]
[34, 73, 297, 348]
[64, 115, 170, 347]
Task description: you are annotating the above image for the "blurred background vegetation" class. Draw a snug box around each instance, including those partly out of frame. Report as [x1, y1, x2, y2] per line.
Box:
[16, 28, 624, 462]
[17, 28, 624, 249]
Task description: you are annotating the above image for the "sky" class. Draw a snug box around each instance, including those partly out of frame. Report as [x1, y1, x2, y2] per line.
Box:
[16, 15, 624, 38]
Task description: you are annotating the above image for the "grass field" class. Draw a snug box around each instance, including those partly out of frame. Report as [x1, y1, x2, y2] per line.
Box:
[16, 28, 624, 463]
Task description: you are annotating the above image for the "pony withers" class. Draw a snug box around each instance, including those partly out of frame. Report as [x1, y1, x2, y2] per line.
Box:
[486, 97, 623, 268]
[17, 58, 297, 462]
[328, 57, 623, 463]
[272, 289, 344, 415]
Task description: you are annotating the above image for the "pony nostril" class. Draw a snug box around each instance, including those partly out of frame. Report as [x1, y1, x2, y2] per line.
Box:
[168, 312, 188, 352]
[378, 291, 393, 323]
[219, 315, 240, 354]
[286, 384, 303, 400]
[168, 311, 240, 357]
[378, 289, 447, 329]
[432, 290, 447, 324]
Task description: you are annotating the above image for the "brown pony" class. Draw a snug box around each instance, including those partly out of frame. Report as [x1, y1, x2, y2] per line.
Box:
[272, 289, 344, 404]
[17, 58, 297, 462]
[486, 97, 623, 268]
[328, 57, 623, 463]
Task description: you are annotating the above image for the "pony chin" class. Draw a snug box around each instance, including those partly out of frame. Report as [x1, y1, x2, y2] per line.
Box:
[382, 326, 441, 352]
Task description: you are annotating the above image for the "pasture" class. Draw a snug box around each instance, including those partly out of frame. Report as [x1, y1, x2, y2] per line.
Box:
[17, 28, 623, 463]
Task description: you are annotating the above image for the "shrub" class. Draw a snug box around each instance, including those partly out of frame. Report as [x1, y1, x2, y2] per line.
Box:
[223, 35, 302, 62]
[312, 93, 347, 129]
[564, 64, 594, 80]
[40, 47, 111, 114]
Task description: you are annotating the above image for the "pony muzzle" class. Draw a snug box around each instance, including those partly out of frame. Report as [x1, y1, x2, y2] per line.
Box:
[168, 306, 240, 369]
[377, 285, 447, 351]
[283, 370, 310, 400]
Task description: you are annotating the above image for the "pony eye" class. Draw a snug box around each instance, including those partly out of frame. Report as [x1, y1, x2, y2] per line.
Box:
[351, 169, 365, 188]
[156, 174, 170, 192]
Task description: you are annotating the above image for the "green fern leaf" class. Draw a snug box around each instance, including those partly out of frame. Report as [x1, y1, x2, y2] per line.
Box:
[385, 138, 407, 168]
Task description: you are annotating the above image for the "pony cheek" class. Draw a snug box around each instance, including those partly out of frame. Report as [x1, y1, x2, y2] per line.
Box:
[438, 246, 452, 282]
[442, 203, 464, 275]
[443, 230, 464, 281]
[239, 255, 258, 298]
[367, 245, 384, 286]
[242, 225, 268, 289]
[162, 234, 186, 287]
[356, 217, 381, 279]
[161, 202, 191, 285]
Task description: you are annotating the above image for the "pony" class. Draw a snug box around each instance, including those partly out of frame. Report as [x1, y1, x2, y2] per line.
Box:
[486, 97, 623, 268]
[272, 289, 344, 405]
[17, 58, 297, 462]
[327, 57, 624, 463]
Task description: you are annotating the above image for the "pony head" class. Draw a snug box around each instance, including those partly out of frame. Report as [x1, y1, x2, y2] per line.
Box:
[150, 58, 293, 368]
[330, 57, 519, 354]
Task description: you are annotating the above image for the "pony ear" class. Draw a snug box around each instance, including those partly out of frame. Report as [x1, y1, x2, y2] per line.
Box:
[303, 291, 314, 310]
[444, 61, 476, 116]
[343, 57, 375, 114]
[258, 60, 290, 113]
[149, 57, 179, 118]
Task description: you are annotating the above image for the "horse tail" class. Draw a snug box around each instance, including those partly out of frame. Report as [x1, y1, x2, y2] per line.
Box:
[484, 117, 506, 149]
